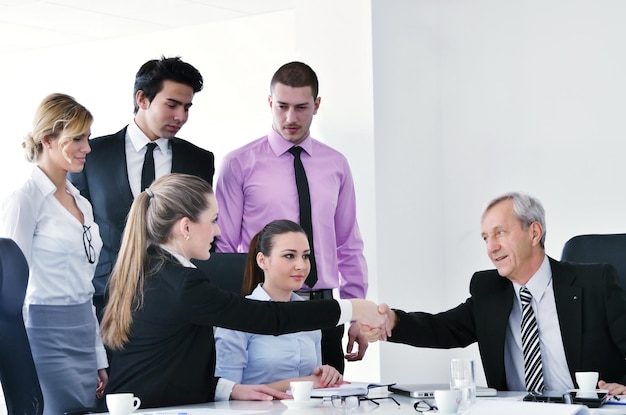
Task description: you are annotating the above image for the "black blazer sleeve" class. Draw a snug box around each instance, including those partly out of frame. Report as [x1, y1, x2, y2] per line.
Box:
[387, 260, 626, 390]
[106, 259, 340, 409]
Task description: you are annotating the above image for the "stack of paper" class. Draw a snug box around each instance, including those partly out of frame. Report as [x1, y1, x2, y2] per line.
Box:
[465, 399, 591, 415]
[310, 382, 392, 398]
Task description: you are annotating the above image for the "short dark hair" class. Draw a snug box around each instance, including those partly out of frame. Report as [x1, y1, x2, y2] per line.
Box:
[270, 61, 319, 99]
[133, 56, 203, 113]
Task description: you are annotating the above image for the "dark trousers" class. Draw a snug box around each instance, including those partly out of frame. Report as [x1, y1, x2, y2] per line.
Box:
[321, 324, 345, 374]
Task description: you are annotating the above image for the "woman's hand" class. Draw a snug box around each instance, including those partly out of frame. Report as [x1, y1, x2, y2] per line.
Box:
[359, 303, 396, 342]
[350, 299, 392, 339]
[231, 384, 290, 401]
[598, 380, 626, 396]
[312, 365, 343, 388]
[96, 368, 108, 399]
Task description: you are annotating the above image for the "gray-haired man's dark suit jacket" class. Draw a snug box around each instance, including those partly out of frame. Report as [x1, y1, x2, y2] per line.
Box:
[389, 257, 626, 389]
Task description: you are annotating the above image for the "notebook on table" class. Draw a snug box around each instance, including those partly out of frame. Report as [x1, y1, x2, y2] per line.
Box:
[388, 383, 497, 398]
[310, 382, 395, 397]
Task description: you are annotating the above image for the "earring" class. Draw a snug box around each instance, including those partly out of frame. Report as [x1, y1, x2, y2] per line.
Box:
[184, 235, 190, 241]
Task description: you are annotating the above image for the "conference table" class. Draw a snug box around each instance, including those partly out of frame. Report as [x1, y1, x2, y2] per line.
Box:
[104, 389, 626, 415]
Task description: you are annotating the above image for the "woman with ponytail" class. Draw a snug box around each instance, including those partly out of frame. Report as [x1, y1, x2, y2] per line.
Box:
[101, 173, 386, 409]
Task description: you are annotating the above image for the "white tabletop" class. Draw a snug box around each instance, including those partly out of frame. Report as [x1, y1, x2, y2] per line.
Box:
[102, 390, 626, 415]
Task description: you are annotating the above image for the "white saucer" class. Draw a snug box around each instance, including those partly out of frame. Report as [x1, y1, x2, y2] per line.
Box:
[280, 399, 321, 409]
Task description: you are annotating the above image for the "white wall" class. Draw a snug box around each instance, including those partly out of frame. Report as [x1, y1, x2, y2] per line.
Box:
[371, 0, 626, 386]
[371, 0, 454, 384]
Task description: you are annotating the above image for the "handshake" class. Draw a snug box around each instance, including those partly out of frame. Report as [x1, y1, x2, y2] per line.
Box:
[349, 299, 395, 342]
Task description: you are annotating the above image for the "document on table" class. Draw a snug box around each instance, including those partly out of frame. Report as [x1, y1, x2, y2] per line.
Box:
[464, 400, 591, 415]
[141, 410, 268, 415]
[310, 382, 394, 397]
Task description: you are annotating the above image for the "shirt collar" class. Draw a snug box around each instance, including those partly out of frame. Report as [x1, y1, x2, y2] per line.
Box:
[127, 120, 170, 154]
[248, 283, 304, 302]
[513, 255, 552, 302]
[158, 244, 197, 269]
[31, 166, 80, 198]
[267, 127, 313, 157]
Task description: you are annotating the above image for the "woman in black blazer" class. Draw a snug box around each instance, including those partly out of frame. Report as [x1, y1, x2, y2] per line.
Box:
[100, 173, 384, 409]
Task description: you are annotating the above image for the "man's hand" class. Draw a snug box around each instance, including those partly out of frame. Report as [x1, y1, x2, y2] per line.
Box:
[350, 299, 390, 336]
[230, 384, 291, 401]
[345, 322, 368, 361]
[598, 380, 626, 396]
[360, 303, 396, 342]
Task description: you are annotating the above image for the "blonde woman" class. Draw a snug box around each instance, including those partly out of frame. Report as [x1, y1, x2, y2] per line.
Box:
[215, 220, 342, 391]
[100, 173, 386, 410]
[0, 93, 107, 414]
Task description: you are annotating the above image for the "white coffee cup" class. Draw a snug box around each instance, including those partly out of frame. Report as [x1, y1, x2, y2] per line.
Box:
[106, 393, 141, 415]
[289, 380, 314, 402]
[575, 371, 599, 392]
[434, 389, 462, 413]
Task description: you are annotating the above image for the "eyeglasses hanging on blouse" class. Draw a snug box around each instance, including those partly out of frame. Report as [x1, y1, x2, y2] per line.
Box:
[82, 225, 96, 264]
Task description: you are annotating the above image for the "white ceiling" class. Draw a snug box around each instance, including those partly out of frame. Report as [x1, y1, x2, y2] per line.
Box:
[0, 0, 294, 55]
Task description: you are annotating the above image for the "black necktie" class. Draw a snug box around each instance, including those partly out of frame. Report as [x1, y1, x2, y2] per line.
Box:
[288, 146, 318, 288]
[141, 142, 157, 191]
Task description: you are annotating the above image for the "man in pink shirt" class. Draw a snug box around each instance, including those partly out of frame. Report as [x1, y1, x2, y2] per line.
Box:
[215, 61, 368, 373]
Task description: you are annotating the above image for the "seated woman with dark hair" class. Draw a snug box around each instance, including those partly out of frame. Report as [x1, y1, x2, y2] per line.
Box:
[216, 219, 342, 391]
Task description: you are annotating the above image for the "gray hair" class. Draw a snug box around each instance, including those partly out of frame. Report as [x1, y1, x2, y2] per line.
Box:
[484, 192, 546, 247]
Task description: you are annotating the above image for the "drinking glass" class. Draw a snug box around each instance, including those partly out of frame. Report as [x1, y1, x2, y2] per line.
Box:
[450, 358, 476, 410]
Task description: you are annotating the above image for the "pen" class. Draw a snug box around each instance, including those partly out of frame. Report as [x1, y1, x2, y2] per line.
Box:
[605, 396, 626, 405]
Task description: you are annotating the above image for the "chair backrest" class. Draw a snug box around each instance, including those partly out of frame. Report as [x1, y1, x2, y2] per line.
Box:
[192, 253, 248, 295]
[560, 233, 626, 291]
[0, 238, 43, 415]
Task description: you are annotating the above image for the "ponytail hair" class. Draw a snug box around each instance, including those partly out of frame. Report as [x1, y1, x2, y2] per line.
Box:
[101, 173, 214, 349]
[241, 219, 307, 296]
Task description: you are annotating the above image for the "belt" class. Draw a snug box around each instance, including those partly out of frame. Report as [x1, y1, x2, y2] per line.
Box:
[296, 289, 334, 300]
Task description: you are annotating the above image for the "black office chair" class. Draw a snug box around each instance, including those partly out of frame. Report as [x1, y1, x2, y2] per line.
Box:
[192, 253, 248, 294]
[0, 238, 96, 415]
[0, 238, 43, 415]
[560, 233, 626, 291]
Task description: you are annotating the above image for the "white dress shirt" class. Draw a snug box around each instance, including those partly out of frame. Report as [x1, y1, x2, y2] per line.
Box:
[504, 255, 574, 391]
[126, 120, 172, 198]
[0, 166, 107, 368]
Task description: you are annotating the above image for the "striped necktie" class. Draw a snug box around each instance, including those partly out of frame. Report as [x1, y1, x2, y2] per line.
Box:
[520, 286, 544, 393]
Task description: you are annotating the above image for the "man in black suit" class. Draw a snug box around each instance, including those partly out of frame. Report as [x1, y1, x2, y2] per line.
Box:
[369, 192, 626, 394]
[69, 57, 214, 319]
